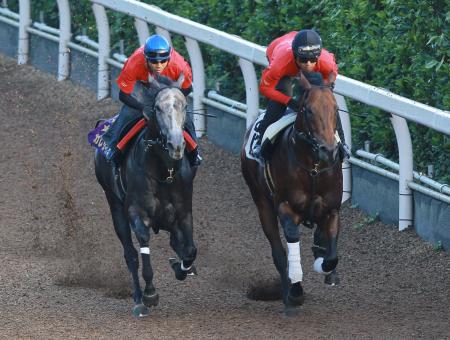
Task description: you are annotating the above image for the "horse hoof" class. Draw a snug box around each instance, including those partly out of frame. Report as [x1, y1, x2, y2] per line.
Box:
[286, 282, 304, 306]
[187, 265, 198, 276]
[132, 304, 150, 318]
[143, 292, 159, 307]
[169, 259, 188, 281]
[324, 270, 340, 286]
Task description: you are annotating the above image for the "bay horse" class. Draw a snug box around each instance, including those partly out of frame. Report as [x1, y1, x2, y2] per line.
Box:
[94, 75, 197, 317]
[241, 71, 342, 311]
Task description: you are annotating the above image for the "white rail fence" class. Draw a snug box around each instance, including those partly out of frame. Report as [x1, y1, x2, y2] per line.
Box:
[2, 0, 449, 233]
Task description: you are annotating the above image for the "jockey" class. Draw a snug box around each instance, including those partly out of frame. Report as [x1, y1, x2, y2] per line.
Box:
[102, 34, 202, 166]
[253, 29, 349, 159]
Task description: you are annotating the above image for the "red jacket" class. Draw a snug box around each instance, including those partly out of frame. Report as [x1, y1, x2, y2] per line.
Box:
[260, 31, 338, 105]
[117, 46, 193, 94]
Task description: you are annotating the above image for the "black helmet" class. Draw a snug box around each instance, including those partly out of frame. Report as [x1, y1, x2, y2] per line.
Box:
[292, 29, 322, 60]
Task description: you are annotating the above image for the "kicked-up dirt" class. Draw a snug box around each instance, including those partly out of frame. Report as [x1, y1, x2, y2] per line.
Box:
[0, 54, 449, 339]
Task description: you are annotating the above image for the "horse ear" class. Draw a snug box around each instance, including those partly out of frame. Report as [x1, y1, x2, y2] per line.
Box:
[298, 71, 311, 90]
[328, 71, 337, 84]
[175, 73, 185, 88]
[148, 75, 162, 89]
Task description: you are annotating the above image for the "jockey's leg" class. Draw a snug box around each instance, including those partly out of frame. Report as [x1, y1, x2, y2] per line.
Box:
[101, 104, 142, 163]
[184, 112, 202, 166]
[253, 77, 292, 159]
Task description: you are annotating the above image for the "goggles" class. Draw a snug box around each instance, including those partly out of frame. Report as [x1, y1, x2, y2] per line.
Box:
[298, 56, 318, 64]
[145, 51, 170, 62]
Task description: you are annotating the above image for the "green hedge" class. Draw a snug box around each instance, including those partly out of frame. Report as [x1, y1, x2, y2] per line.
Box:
[8, 0, 449, 181]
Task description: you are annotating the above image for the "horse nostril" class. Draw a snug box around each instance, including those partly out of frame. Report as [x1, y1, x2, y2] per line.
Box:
[167, 141, 175, 151]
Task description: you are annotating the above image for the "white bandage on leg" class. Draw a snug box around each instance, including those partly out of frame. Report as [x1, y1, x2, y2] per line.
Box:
[140, 247, 150, 255]
[313, 257, 330, 274]
[180, 261, 192, 271]
[287, 242, 303, 283]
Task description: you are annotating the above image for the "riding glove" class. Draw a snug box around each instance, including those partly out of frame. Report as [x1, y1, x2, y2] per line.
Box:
[287, 98, 301, 112]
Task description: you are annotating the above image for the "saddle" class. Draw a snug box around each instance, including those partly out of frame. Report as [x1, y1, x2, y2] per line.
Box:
[245, 110, 296, 163]
[88, 117, 198, 159]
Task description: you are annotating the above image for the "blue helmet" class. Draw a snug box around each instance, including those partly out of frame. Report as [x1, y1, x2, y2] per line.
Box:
[143, 35, 171, 63]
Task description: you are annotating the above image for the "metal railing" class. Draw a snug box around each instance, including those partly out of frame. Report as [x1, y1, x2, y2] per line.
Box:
[1, 0, 449, 232]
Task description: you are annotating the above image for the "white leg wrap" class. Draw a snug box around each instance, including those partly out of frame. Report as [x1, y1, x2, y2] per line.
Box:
[140, 247, 150, 255]
[287, 242, 303, 283]
[313, 257, 331, 274]
[181, 261, 192, 271]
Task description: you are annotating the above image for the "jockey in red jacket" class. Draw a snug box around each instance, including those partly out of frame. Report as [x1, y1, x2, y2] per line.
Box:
[253, 29, 348, 159]
[102, 34, 201, 166]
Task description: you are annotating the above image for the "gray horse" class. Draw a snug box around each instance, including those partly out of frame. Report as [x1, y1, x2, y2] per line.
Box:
[94, 75, 197, 317]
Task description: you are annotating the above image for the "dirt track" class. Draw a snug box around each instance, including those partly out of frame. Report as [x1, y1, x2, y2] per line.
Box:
[0, 54, 449, 339]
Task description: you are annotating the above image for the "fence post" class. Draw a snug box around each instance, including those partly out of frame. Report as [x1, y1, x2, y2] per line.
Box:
[92, 3, 110, 100]
[335, 94, 352, 203]
[390, 114, 413, 230]
[56, 0, 70, 80]
[238, 58, 259, 128]
[185, 37, 206, 136]
[134, 0, 149, 45]
[18, 0, 30, 65]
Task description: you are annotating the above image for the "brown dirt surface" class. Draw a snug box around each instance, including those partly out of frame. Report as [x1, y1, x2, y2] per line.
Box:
[0, 54, 449, 339]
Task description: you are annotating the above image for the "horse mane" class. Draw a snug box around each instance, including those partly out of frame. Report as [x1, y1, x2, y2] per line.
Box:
[304, 72, 324, 86]
[296, 72, 326, 98]
[154, 74, 175, 87]
[140, 75, 176, 109]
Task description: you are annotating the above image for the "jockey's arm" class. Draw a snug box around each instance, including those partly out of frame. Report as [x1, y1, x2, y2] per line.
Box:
[119, 90, 145, 111]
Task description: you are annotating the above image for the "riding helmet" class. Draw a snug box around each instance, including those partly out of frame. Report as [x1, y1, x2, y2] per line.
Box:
[292, 29, 323, 60]
[143, 34, 171, 63]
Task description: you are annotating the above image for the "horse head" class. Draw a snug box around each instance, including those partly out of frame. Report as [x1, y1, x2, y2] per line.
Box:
[143, 74, 187, 160]
[295, 71, 339, 163]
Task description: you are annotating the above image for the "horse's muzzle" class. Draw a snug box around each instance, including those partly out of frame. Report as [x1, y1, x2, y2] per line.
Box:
[167, 141, 185, 160]
[318, 143, 339, 163]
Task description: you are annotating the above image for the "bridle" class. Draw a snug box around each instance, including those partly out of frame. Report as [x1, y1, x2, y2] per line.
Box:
[292, 84, 340, 170]
[291, 84, 340, 228]
[142, 86, 185, 184]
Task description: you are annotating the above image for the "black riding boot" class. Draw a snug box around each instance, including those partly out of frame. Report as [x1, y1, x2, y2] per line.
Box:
[101, 105, 143, 164]
[336, 114, 351, 160]
[184, 115, 202, 167]
[253, 100, 286, 159]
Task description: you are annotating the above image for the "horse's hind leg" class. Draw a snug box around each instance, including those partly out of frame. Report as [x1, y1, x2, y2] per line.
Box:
[313, 210, 340, 285]
[105, 193, 148, 317]
[256, 199, 291, 305]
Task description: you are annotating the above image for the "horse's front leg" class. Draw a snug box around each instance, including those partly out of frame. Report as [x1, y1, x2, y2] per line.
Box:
[128, 207, 157, 316]
[135, 234, 159, 309]
[169, 213, 197, 281]
[313, 209, 340, 285]
[104, 193, 147, 317]
[278, 202, 305, 308]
